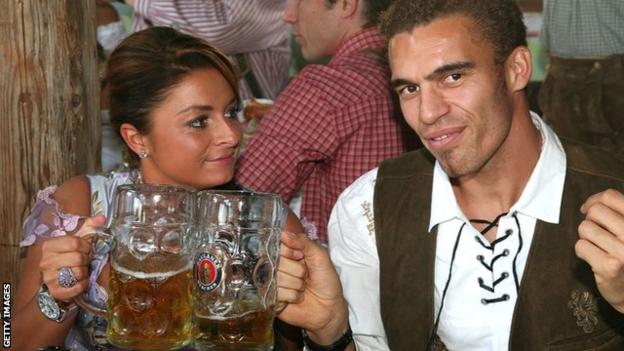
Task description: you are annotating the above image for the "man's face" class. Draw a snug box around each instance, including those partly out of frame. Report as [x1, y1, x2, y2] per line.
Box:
[389, 16, 513, 179]
[283, 0, 344, 61]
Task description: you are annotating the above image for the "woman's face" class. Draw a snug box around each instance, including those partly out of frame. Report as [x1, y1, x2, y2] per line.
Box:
[139, 68, 242, 189]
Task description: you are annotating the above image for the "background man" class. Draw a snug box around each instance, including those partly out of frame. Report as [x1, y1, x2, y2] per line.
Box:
[236, 0, 408, 244]
[277, 0, 624, 350]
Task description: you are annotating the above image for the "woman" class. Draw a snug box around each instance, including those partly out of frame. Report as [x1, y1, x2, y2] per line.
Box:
[12, 27, 304, 350]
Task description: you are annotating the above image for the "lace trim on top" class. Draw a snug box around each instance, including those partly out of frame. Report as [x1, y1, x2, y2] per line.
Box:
[21, 186, 82, 247]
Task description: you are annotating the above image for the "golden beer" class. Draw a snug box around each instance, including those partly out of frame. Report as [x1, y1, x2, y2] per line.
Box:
[195, 308, 275, 350]
[107, 252, 193, 350]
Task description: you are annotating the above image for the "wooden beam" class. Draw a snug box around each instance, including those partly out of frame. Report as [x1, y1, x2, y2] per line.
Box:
[0, 1, 99, 288]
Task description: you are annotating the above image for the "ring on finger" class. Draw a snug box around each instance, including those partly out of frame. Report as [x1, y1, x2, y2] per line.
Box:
[57, 266, 78, 289]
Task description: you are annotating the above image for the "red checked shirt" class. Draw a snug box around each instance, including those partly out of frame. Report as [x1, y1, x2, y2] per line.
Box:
[235, 28, 406, 243]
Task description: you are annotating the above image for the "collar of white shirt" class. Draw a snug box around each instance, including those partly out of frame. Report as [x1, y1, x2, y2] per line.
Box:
[428, 112, 567, 232]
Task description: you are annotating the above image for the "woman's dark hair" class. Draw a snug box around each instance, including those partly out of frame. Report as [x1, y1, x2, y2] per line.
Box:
[106, 26, 240, 162]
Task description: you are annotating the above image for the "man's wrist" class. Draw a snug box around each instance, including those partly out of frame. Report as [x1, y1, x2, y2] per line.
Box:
[304, 302, 350, 346]
[303, 324, 353, 351]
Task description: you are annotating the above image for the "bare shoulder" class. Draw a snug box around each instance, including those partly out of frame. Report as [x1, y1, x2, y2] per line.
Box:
[52, 175, 92, 216]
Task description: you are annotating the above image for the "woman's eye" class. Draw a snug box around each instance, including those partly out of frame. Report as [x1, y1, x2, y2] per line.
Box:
[188, 116, 208, 129]
[225, 106, 241, 120]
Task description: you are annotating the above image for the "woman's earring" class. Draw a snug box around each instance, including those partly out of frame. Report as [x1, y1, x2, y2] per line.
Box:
[138, 149, 149, 159]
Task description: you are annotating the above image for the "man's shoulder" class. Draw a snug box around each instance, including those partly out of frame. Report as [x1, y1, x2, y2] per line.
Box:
[278, 63, 391, 115]
[563, 138, 624, 183]
[297, 58, 387, 83]
[339, 167, 379, 202]
[378, 149, 436, 180]
[295, 51, 389, 86]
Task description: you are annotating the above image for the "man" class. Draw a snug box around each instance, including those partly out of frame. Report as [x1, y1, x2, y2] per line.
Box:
[539, 0, 624, 155]
[127, 0, 290, 99]
[277, 0, 624, 350]
[236, 0, 407, 244]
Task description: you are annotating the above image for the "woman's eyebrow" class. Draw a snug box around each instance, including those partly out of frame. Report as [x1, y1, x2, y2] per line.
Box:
[176, 105, 214, 115]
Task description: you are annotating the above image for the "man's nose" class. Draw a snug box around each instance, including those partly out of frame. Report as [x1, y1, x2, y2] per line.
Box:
[419, 88, 450, 124]
[282, 0, 298, 24]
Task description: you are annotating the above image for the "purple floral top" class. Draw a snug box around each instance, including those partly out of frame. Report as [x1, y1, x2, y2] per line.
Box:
[21, 170, 138, 350]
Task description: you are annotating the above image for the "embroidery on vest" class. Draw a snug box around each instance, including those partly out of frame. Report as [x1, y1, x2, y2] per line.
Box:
[431, 335, 449, 351]
[361, 201, 375, 236]
[568, 290, 599, 333]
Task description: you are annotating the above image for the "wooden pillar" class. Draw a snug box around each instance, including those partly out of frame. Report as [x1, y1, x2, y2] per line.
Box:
[0, 1, 99, 288]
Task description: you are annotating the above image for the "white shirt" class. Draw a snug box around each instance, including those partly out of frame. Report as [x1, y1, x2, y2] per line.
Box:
[328, 113, 567, 350]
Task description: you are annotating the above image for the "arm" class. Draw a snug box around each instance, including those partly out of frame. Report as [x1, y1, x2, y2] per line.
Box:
[130, 0, 288, 54]
[12, 176, 104, 349]
[236, 75, 338, 202]
[327, 172, 390, 351]
[575, 189, 624, 313]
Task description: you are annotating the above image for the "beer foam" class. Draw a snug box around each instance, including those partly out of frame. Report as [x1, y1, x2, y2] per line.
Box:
[111, 259, 192, 280]
[194, 308, 266, 320]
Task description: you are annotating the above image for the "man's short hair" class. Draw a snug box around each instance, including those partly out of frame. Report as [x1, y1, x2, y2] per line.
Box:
[326, 0, 395, 28]
[380, 0, 527, 64]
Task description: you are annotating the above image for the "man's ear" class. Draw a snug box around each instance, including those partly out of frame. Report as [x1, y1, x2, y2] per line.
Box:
[119, 123, 148, 156]
[504, 46, 532, 92]
[339, 0, 359, 19]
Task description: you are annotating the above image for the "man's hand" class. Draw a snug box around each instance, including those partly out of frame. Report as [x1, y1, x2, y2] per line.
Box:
[576, 189, 624, 313]
[277, 232, 351, 345]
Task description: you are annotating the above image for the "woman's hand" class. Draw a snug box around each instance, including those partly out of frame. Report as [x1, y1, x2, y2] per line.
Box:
[38, 215, 106, 301]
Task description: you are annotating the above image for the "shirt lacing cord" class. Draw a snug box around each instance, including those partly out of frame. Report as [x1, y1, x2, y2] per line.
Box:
[426, 212, 524, 350]
[472, 212, 524, 305]
[426, 222, 465, 351]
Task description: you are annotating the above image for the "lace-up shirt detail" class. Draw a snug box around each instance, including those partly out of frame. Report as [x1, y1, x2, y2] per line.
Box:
[469, 213, 519, 305]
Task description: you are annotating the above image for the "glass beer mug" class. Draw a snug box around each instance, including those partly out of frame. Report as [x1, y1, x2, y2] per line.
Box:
[77, 184, 195, 350]
[191, 190, 286, 350]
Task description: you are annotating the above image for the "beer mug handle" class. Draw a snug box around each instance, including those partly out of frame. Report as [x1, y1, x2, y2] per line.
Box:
[73, 228, 114, 318]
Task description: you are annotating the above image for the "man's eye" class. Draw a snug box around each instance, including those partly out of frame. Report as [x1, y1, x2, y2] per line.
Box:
[398, 84, 419, 96]
[188, 116, 208, 128]
[446, 73, 462, 83]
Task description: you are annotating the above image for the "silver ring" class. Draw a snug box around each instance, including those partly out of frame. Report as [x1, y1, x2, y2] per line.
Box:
[57, 267, 77, 289]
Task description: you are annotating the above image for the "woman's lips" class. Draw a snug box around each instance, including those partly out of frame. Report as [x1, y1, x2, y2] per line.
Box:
[204, 154, 235, 165]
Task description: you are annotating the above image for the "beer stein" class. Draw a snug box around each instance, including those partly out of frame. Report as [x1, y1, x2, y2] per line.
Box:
[77, 184, 195, 350]
[191, 190, 286, 350]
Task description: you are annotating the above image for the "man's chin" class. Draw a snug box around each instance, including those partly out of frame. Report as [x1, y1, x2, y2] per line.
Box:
[436, 154, 469, 179]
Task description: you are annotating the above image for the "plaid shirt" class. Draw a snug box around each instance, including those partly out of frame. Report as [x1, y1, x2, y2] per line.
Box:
[235, 28, 406, 243]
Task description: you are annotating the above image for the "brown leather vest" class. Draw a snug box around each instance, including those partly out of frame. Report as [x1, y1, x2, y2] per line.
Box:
[374, 141, 624, 350]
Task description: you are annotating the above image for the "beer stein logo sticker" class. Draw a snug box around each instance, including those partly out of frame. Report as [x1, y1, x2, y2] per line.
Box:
[195, 253, 222, 292]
